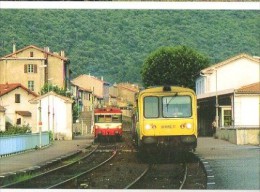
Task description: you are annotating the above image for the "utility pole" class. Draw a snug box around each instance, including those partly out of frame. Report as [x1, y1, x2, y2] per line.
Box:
[215, 69, 219, 128]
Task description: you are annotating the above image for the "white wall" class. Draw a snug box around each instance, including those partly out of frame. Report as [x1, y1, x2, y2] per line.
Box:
[207, 58, 259, 93]
[197, 57, 259, 96]
[33, 94, 73, 140]
[234, 95, 260, 127]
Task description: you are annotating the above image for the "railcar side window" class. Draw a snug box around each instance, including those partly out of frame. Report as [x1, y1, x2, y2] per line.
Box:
[144, 96, 159, 118]
[162, 96, 192, 118]
[105, 115, 112, 122]
[112, 115, 122, 123]
[95, 115, 104, 123]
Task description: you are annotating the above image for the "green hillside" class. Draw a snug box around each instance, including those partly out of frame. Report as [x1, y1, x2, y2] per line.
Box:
[0, 10, 259, 84]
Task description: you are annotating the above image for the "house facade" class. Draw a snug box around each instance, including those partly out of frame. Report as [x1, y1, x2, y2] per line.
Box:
[109, 83, 139, 117]
[0, 44, 70, 95]
[0, 83, 38, 131]
[109, 83, 139, 106]
[29, 91, 74, 140]
[195, 53, 260, 144]
[71, 82, 93, 113]
[71, 74, 110, 111]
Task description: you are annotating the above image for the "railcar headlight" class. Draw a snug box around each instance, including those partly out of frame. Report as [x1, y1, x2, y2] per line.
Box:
[145, 124, 156, 130]
[186, 123, 192, 129]
[180, 123, 192, 129]
[145, 124, 152, 130]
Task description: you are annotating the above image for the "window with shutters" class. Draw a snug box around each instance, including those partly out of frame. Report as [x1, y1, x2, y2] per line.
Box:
[28, 64, 34, 73]
[28, 81, 34, 91]
[30, 51, 34, 57]
[15, 94, 20, 103]
[25, 64, 37, 73]
[16, 118, 21, 125]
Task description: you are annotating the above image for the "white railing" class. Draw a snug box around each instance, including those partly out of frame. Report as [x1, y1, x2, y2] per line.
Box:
[0, 132, 50, 156]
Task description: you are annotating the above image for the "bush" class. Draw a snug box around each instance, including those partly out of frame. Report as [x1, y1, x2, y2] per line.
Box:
[49, 131, 53, 141]
[0, 123, 31, 136]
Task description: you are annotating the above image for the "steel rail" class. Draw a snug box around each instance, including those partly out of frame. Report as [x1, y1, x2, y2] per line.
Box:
[179, 163, 188, 189]
[124, 164, 150, 189]
[48, 150, 117, 189]
[1, 145, 99, 188]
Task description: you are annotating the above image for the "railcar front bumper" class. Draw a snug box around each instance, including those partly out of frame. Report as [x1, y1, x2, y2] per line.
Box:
[95, 128, 122, 137]
[142, 135, 197, 149]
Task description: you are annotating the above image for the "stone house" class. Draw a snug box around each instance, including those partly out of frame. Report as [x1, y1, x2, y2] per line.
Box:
[0, 44, 70, 95]
[0, 83, 38, 131]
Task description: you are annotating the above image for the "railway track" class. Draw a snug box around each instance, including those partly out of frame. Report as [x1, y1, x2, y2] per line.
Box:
[2, 145, 116, 189]
[49, 150, 117, 189]
[1, 130, 206, 189]
[124, 163, 188, 189]
[124, 151, 205, 189]
[126, 162, 186, 189]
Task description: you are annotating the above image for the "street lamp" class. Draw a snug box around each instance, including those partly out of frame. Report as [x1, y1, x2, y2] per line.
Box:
[38, 64, 47, 147]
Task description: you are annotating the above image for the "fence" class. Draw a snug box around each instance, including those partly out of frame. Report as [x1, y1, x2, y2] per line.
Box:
[0, 132, 50, 156]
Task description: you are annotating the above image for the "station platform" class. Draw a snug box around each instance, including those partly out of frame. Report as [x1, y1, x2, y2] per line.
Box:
[196, 137, 260, 190]
[0, 135, 94, 176]
[0, 135, 259, 190]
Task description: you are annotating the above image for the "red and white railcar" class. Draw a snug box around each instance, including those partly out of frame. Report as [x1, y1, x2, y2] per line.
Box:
[94, 107, 123, 141]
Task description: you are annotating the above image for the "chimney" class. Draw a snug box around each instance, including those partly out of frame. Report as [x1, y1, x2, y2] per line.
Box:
[60, 50, 65, 57]
[44, 47, 50, 52]
[13, 43, 16, 53]
[4, 82, 9, 90]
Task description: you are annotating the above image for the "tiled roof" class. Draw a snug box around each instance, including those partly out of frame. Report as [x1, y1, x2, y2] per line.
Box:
[202, 53, 260, 74]
[70, 81, 92, 92]
[0, 83, 38, 97]
[29, 91, 73, 103]
[78, 86, 92, 93]
[72, 74, 108, 85]
[236, 82, 260, 94]
[117, 83, 139, 93]
[16, 111, 32, 117]
[0, 45, 68, 61]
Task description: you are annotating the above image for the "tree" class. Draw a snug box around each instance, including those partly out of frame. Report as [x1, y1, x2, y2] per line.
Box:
[40, 83, 71, 97]
[141, 46, 210, 90]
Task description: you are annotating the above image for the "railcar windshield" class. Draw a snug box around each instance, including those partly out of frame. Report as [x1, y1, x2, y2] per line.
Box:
[162, 96, 192, 118]
[95, 114, 122, 123]
[144, 96, 159, 118]
[144, 95, 192, 118]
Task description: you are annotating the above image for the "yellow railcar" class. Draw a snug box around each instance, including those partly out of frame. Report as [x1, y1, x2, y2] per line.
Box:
[132, 86, 197, 151]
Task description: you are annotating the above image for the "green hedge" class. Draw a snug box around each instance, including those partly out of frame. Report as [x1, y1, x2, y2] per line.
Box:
[0, 122, 31, 136]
